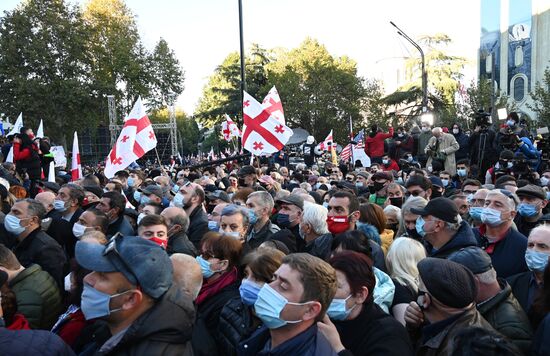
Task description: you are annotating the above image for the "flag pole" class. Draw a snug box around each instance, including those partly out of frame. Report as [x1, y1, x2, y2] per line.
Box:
[154, 147, 168, 176]
[349, 115, 354, 169]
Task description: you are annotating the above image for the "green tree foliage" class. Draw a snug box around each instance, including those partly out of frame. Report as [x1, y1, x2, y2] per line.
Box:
[528, 68, 550, 128]
[463, 78, 515, 128]
[148, 38, 185, 111]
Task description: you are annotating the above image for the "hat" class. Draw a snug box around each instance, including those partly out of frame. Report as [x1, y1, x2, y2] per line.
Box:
[207, 190, 230, 203]
[38, 181, 61, 194]
[410, 197, 459, 223]
[259, 175, 276, 186]
[276, 194, 304, 210]
[336, 181, 358, 196]
[357, 171, 370, 180]
[448, 247, 493, 274]
[83, 185, 103, 199]
[75, 237, 173, 299]
[306, 136, 315, 144]
[418, 257, 477, 308]
[372, 171, 393, 181]
[139, 184, 163, 198]
[238, 165, 256, 177]
[516, 184, 546, 200]
[429, 176, 444, 188]
[500, 150, 514, 160]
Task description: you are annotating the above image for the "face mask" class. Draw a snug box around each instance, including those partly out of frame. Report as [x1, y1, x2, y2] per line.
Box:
[225, 231, 242, 241]
[81, 284, 132, 320]
[64, 273, 72, 292]
[469, 207, 484, 221]
[431, 190, 442, 199]
[277, 213, 293, 228]
[72, 223, 88, 238]
[452, 129, 459, 134]
[327, 295, 356, 321]
[254, 283, 309, 329]
[133, 191, 141, 202]
[172, 193, 185, 208]
[397, 177, 404, 185]
[355, 182, 364, 188]
[525, 249, 550, 272]
[506, 120, 516, 127]
[398, 133, 404, 138]
[248, 209, 258, 225]
[508, 162, 513, 169]
[407, 156, 413, 163]
[481, 207, 504, 227]
[206, 204, 215, 214]
[4, 214, 26, 235]
[422, 127, 430, 132]
[389, 197, 404, 208]
[54, 199, 67, 212]
[327, 215, 350, 235]
[518, 203, 539, 218]
[382, 159, 389, 165]
[466, 193, 474, 204]
[127, 177, 135, 187]
[427, 166, 433, 173]
[196, 255, 215, 278]
[415, 216, 427, 237]
[322, 202, 329, 209]
[149, 236, 167, 249]
[457, 169, 467, 177]
[541, 177, 549, 186]
[140, 195, 151, 205]
[407, 227, 422, 240]
[240, 279, 262, 306]
[373, 181, 385, 192]
[238, 177, 247, 187]
[208, 220, 219, 231]
[441, 179, 449, 187]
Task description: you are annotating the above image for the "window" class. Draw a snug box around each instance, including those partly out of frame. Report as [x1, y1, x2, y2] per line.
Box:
[511, 74, 527, 102]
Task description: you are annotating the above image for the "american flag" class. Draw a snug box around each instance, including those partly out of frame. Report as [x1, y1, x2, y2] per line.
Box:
[340, 130, 365, 162]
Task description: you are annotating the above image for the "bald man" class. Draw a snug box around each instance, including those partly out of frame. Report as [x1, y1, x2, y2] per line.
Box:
[170, 253, 203, 301]
[161, 207, 197, 256]
[35, 191, 60, 220]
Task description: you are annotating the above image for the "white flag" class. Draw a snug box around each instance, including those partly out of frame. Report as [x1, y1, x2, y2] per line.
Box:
[36, 119, 44, 138]
[7, 113, 23, 137]
[71, 131, 82, 181]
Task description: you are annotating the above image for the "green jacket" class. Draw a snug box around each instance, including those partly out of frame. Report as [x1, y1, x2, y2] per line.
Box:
[477, 279, 533, 354]
[9, 264, 63, 330]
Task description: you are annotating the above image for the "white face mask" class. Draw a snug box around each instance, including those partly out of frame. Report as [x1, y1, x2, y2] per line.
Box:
[64, 272, 72, 292]
[72, 222, 88, 238]
[452, 128, 459, 134]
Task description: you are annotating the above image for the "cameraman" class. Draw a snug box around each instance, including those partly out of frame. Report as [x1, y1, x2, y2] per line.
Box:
[469, 114, 498, 181]
[495, 112, 529, 151]
[484, 150, 514, 185]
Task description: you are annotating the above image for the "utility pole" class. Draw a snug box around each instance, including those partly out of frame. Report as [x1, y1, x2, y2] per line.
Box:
[238, 0, 246, 127]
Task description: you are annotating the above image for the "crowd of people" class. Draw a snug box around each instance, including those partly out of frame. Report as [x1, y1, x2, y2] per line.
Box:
[0, 116, 548, 356]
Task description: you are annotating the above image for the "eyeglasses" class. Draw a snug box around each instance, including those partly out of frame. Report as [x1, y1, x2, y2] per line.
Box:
[406, 191, 423, 197]
[201, 251, 218, 260]
[103, 234, 139, 283]
[463, 190, 477, 195]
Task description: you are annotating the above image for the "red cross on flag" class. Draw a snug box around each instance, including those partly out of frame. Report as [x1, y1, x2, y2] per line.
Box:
[317, 130, 333, 151]
[262, 86, 285, 125]
[242, 91, 293, 156]
[71, 131, 82, 181]
[104, 97, 157, 178]
[221, 114, 241, 141]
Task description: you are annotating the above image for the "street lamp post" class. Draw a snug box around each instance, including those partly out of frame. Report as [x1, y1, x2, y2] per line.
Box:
[238, 0, 246, 122]
[390, 21, 428, 113]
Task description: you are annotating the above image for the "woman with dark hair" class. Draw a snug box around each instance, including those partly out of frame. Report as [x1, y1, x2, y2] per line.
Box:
[12, 127, 41, 197]
[217, 247, 285, 356]
[317, 251, 412, 355]
[359, 203, 394, 254]
[530, 260, 550, 355]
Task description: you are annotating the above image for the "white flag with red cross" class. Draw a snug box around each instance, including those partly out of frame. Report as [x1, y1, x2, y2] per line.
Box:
[221, 114, 241, 141]
[104, 97, 157, 178]
[262, 86, 285, 125]
[71, 131, 82, 181]
[242, 91, 293, 156]
[317, 130, 333, 151]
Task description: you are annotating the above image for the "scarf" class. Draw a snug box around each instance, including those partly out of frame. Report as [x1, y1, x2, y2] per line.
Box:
[196, 267, 238, 306]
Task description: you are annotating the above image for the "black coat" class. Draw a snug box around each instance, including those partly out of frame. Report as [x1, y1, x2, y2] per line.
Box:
[46, 208, 83, 259]
[452, 131, 470, 161]
[333, 302, 413, 356]
[0, 327, 75, 356]
[507, 271, 538, 314]
[187, 206, 209, 248]
[218, 298, 262, 356]
[245, 220, 280, 250]
[107, 214, 135, 238]
[425, 221, 478, 259]
[12, 228, 66, 290]
[167, 230, 197, 257]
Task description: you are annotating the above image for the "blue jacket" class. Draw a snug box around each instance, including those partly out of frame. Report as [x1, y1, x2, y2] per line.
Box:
[473, 226, 528, 279]
[425, 221, 478, 259]
[237, 324, 338, 356]
[0, 327, 75, 356]
[532, 313, 550, 356]
[373, 268, 395, 314]
[516, 137, 541, 170]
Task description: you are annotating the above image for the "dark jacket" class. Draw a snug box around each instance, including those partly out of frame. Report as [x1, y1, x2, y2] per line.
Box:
[415, 305, 497, 356]
[218, 298, 262, 356]
[78, 285, 195, 356]
[425, 221, 478, 259]
[13, 141, 41, 180]
[477, 279, 532, 354]
[106, 214, 135, 238]
[46, 208, 84, 258]
[0, 327, 76, 356]
[9, 264, 63, 330]
[473, 226, 528, 278]
[531, 312, 550, 356]
[452, 131, 469, 161]
[187, 206, 209, 248]
[333, 302, 413, 356]
[166, 230, 197, 257]
[514, 214, 543, 238]
[507, 271, 540, 314]
[12, 228, 66, 290]
[303, 233, 333, 260]
[245, 220, 280, 250]
[237, 324, 338, 356]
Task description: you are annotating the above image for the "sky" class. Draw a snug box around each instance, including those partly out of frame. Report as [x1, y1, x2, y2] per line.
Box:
[1, 0, 481, 114]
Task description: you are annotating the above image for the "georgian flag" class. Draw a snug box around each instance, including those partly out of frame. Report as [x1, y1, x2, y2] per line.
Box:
[317, 130, 333, 151]
[221, 114, 241, 141]
[261, 86, 285, 125]
[71, 131, 82, 181]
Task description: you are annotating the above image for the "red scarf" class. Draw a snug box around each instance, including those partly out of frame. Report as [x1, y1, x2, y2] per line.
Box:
[196, 267, 238, 306]
[479, 224, 508, 254]
[7, 313, 31, 330]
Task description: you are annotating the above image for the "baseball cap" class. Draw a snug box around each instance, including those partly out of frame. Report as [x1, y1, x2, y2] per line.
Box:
[75, 236, 173, 299]
[448, 247, 493, 274]
[276, 194, 304, 210]
[207, 190, 230, 203]
[139, 184, 163, 199]
[410, 197, 459, 223]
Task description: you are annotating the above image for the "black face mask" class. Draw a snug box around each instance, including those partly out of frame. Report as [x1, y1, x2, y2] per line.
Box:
[389, 197, 404, 208]
[368, 185, 376, 194]
[407, 228, 422, 241]
[373, 181, 385, 192]
[387, 223, 399, 234]
[238, 177, 247, 187]
[206, 204, 216, 214]
[431, 189, 442, 199]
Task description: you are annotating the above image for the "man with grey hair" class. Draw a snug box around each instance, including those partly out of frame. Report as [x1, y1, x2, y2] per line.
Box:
[161, 207, 197, 257]
[170, 253, 203, 301]
[299, 202, 332, 260]
[410, 197, 478, 258]
[425, 126, 459, 175]
[473, 189, 528, 278]
[449, 246, 532, 353]
[219, 204, 250, 243]
[245, 191, 279, 249]
[6, 199, 66, 289]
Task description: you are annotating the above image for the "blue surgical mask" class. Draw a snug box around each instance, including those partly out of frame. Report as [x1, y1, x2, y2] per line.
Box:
[240, 279, 262, 306]
[356, 182, 364, 188]
[172, 193, 184, 208]
[415, 216, 426, 237]
[441, 179, 449, 187]
[4, 214, 26, 235]
[277, 213, 292, 228]
[540, 177, 549, 187]
[506, 120, 516, 127]
[481, 207, 503, 227]
[140, 195, 151, 205]
[81, 284, 132, 320]
[327, 295, 356, 321]
[518, 203, 539, 218]
[254, 284, 309, 329]
[196, 255, 214, 278]
[457, 169, 467, 177]
[407, 156, 413, 163]
[248, 209, 258, 225]
[397, 177, 404, 185]
[127, 177, 135, 187]
[53, 199, 67, 212]
[133, 191, 141, 202]
[322, 202, 329, 209]
[525, 249, 550, 272]
[469, 207, 484, 221]
[137, 213, 146, 225]
[225, 231, 242, 240]
[467, 193, 474, 204]
[208, 220, 219, 231]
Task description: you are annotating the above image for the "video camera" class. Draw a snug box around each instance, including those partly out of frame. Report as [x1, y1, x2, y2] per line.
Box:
[473, 109, 492, 130]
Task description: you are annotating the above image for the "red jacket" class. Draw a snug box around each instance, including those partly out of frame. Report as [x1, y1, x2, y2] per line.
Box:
[382, 159, 400, 172]
[365, 127, 394, 158]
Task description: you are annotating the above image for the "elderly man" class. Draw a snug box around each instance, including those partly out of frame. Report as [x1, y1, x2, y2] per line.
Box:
[473, 189, 528, 278]
[161, 207, 197, 256]
[507, 225, 550, 313]
[425, 127, 459, 175]
[468, 189, 489, 227]
[178, 182, 208, 248]
[170, 253, 202, 301]
[299, 203, 332, 260]
[245, 191, 280, 249]
[410, 197, 478, 258]
[75, 236, 195, 354]
[219, 204, 250, 243]
[514, 184, 548, 237]
[449, 246, 533, 353]
[208, 202, 228, 232]
[35, 191, 59, 220]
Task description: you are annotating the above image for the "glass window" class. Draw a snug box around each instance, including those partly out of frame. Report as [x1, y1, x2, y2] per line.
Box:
[513, 76, 525, 101]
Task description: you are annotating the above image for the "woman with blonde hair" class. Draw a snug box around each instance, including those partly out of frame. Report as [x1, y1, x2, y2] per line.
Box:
[386, 237, 426, 325]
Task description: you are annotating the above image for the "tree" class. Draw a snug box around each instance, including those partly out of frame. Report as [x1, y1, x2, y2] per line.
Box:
[360, 79, 390, 129]
[0, 0, 98, 144]
[463, 78, 515, 128]
[148, 38, 185, 111]
[528, 67, 550, 128]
